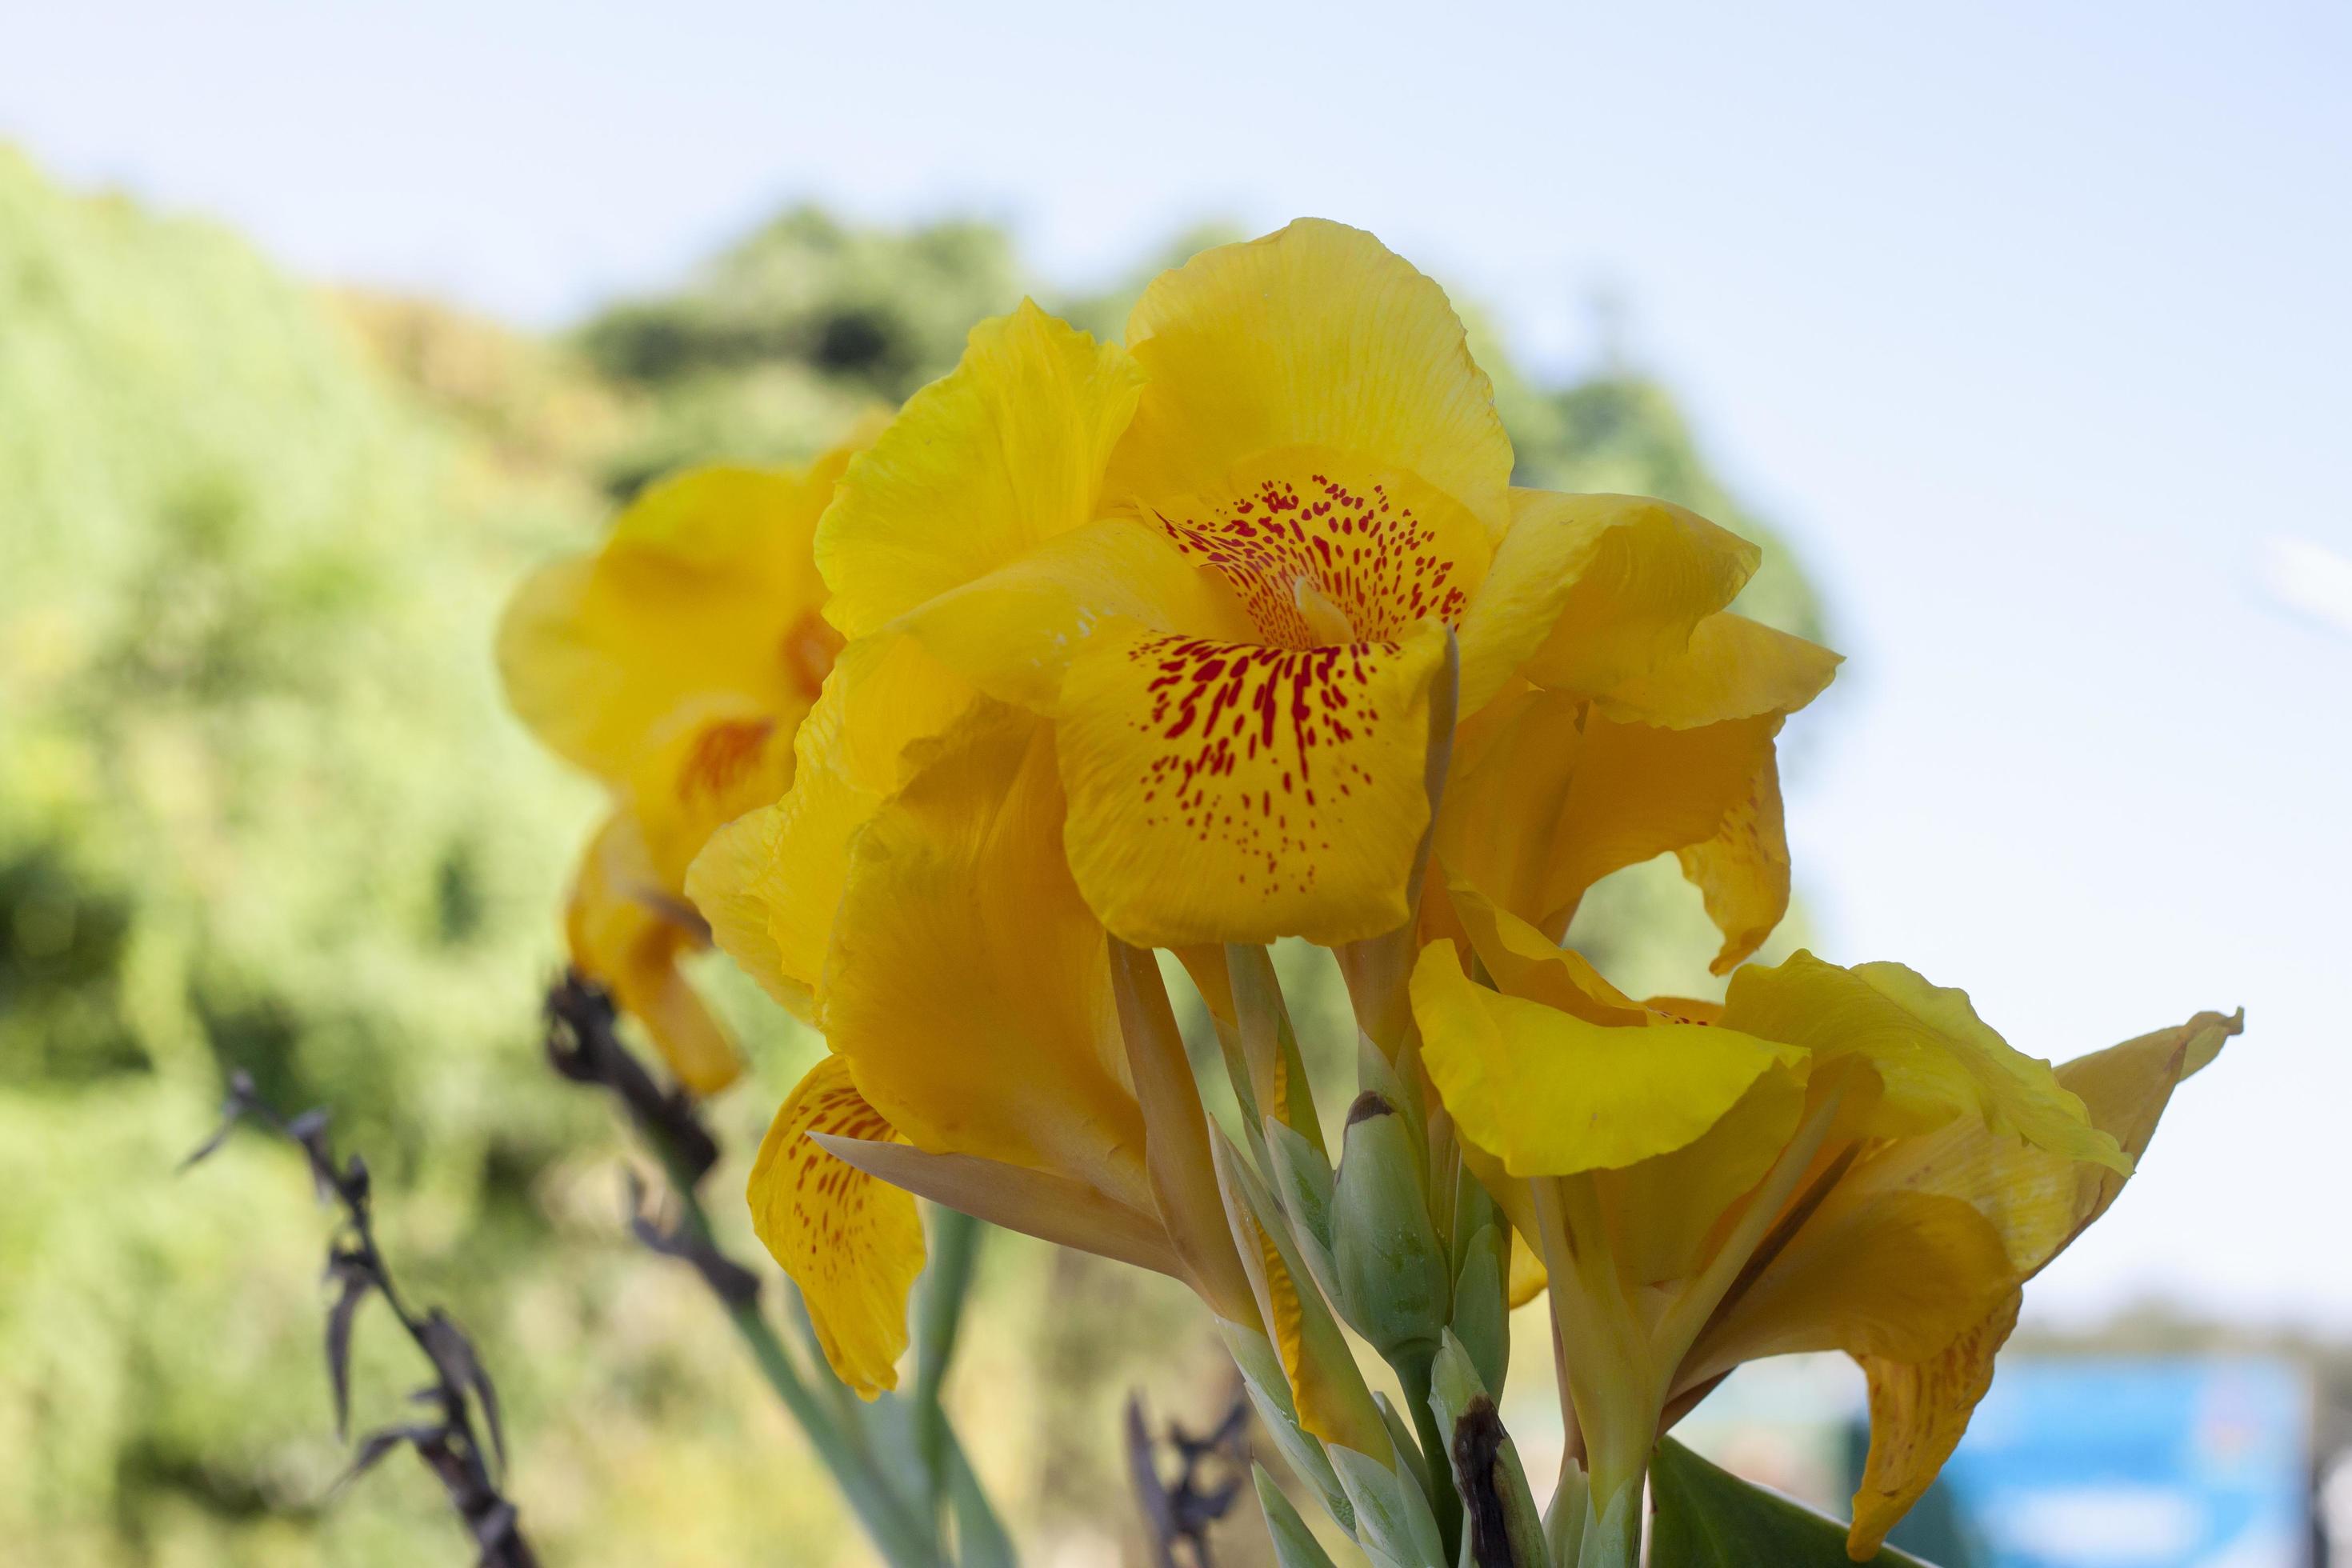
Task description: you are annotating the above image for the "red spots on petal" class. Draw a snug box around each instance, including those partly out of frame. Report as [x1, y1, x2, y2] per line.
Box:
[1149, 466, 1465, 649]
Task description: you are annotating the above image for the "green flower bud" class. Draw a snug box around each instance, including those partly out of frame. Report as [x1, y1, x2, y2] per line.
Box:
[1332, 1091, 1450, 1364]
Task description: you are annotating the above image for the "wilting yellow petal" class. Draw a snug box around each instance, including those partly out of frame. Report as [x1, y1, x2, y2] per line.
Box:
[1511, 497, 1760, 700]
[818, 301, 1146, 641]
[566, 813, 738, 1095]
[886, 517, 1256, 712]
[1108, 219, 1514, 542]
[498, 460, 848, 781]
[746, 1055, 926, 1398]
[823, 701, 1154, 1214]
[1595, 612, 1842, 731]
[686, 632, 978, 1018]
[1722, 954, 2130, 1170]
[1846, 1290, 2021, 1560]
[1681, 1188, 2015, 1387]
[1057, 618, 1451, 947]
[1413, 942, 1802, 1178]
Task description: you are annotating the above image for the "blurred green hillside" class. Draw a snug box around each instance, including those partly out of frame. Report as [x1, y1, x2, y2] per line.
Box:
[0, 150, 1828, 1566]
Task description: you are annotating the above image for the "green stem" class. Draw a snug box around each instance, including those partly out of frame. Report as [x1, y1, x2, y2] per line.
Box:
[647, 1130, 946, 1568]
[1398, 1346, 1462, 1564]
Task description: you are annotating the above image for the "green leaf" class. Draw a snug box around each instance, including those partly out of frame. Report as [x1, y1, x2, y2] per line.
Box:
[1255, 1464, 1343, 1568]
[1330, 1442, 1448, 1568]
[1650, 1439, 1938, 1568]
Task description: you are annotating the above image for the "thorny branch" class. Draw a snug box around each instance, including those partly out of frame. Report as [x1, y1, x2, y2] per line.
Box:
[184, 1071, 535, 1568]
[1126, 1383, 1253, 1568]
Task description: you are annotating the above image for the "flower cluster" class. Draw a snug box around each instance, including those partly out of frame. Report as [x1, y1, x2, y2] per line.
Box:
[502, 220, 2237, 1566]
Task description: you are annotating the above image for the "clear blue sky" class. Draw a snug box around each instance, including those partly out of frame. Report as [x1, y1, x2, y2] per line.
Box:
[7, 0, 2348, 1325]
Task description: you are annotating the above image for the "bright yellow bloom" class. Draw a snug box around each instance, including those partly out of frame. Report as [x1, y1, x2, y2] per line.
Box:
[792, 219, 1834, 958]
[688, 218, 1839, 1402]
[498, 440, 868, 1091]
[1411, 906, 2238, 1556]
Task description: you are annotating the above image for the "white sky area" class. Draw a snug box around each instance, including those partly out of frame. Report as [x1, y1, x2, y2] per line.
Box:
[6, 0, 2347, 1326]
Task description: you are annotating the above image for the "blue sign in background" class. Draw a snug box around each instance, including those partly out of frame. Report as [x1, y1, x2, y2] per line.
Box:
[1924, 1358, 2310, 1568]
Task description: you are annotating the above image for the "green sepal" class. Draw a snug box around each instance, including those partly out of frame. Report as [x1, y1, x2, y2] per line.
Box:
[1447, 1223, 1509, 1394]
[1544, 1457, 1590, 1568]
[1265, 1118, 1342, 1303]
[1373, 1390, 1433, 1506]
[1255, 1464, 1343, 1568]
[1218, 1318, 1353, 1531]
[1427, 1334, 1550, 1568]
[1650, 1438, 1938, 1567]
[1330, 1442, 1448, 1568]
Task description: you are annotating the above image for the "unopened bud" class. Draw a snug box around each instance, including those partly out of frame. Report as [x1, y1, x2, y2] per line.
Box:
[1331, 1092, 1449, 1363]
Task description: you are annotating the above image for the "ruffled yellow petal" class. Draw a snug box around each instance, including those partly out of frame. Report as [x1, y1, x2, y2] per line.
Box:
[686, 632, 978, 1018]
[566, 812, 738, 1095]
[498, 460, 848, 781]
[1057, 618, 1452, 947]
[817, 301, 1146, 641]
[1108, 219, 1513, 541]
[1412, 942, 1803, 1178]
[1722, 954, 2130, 1170]
[887, 517, 1256, 712]
[1594, 612, 1842, 731]
[1846, 1291, 2020, 1560]
[823, 700, 1154, 1214]
[1512, 496, 1760, 699]
[1838, 1010, 2240, 1554]
[746, 1054, 926, 1398]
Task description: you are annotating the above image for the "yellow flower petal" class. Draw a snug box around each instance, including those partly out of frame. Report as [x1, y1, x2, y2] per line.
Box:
[1511, 496, 1760, 700]
[1412, 942, 1802, 1178]
[1677, 745, 1793, 974]
[1440, 877, 1650, 1026]
[746, 1054, 926, 1398]
[1595, 1065, 1810, 1289]
[1108, 219, 1514, 541]
[1131, 445, 1492, 644]
[1438, 686, 1787, 945]
[817, 300, 1146, 641]
[1722, 954, 2130, 1170]
[1594, 612, 1842, 731]
[887, 517, 1256, 712]
[1838, 1010, 2240, 1554]
[626, 700, 797, 892]
[566, 812, 738, 1095]
[1057, 618, 1452, 947]
[686, 632, 979, 1019]
[1846, 1291, 2021, 1561]
[498, 461, 846, 781]
[823, 700, 1154, 1214]
[1681, 1188, 2015, 1386]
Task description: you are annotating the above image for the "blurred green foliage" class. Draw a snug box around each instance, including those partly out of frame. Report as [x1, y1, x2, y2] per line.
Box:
[0, 147, 1829, 1565]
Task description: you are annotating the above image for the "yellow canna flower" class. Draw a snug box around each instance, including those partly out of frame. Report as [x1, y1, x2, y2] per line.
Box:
[792, 218, 1836, 958]
[1410, 902, 2239, 1558]
[498, 435, 871, 1092]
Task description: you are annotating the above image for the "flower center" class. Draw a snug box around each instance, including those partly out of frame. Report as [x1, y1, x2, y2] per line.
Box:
[1144, 446, 1483, 650]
